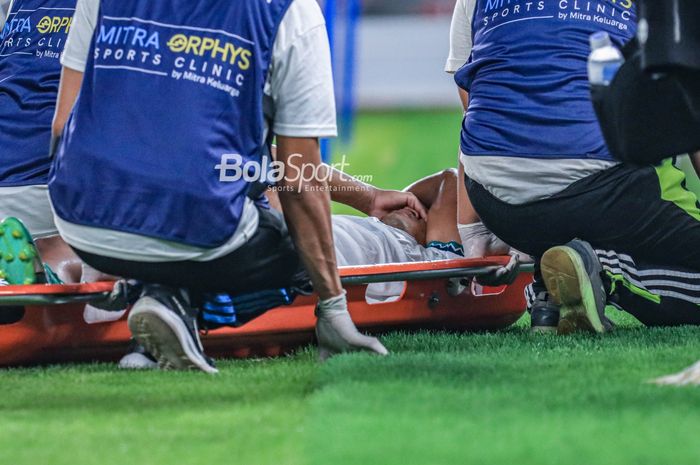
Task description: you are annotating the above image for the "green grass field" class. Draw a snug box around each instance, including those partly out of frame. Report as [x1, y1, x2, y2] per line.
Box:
[3, 110, 700, 465]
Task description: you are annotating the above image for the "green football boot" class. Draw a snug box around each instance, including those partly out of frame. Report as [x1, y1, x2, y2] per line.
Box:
[0, 217, 43, 285]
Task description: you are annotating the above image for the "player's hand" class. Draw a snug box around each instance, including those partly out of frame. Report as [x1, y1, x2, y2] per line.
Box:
[315, 293, 389, 361]
[369, 190, 428, 220]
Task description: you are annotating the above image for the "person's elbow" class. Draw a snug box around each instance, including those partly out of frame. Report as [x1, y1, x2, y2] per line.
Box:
[441, 168, 458, 183]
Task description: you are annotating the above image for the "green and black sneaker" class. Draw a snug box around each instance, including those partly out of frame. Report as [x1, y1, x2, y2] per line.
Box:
[541, 239, 613, 335]
[0, 217, 43, 285]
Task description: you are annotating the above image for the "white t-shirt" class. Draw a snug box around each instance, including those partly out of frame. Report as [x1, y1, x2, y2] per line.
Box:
[332, 215, 459, 267]
[0, 0, 11, 28]
[55, 0, 338, 262]
[333, 215, 461, 303]
[446, 0, 617, 205]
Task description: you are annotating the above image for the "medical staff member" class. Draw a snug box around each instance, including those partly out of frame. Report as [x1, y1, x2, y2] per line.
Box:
[51, 0, 398, 372]
[0, 0, 89, 284]
[448, 0, 700, 333]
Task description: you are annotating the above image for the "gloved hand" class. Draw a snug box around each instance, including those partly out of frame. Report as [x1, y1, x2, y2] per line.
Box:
[87, 279, 142, 312]
[476, 253, 521, 287]
[83, 280, 129, 324]
[459, 222, 511, 257]
[315, 293, 389, 361]
[82, 268, 139, 324]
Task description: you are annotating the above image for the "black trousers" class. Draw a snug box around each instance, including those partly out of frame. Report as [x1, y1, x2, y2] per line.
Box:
[74, 207, 304, 296]
[466, 160, 700, 327]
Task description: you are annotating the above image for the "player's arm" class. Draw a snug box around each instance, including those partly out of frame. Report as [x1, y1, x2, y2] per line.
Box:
[402, 170, 446, 208]
[323, 165, 427, 219]
[265, 147, 425, 218]
[276, 138, 341, 300]
[51, 0, 98, 139]
[404, 169, 460, 244]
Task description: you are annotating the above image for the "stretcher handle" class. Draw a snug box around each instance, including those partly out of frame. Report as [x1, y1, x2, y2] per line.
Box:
[0, 291, 112, 306]
[0, 264, 536, 307]
[340, 263, 534, 286]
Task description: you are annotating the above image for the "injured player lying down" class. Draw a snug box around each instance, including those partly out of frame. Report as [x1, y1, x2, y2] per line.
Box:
[120, 166, 520, 369]
[267, 165, 516, 302]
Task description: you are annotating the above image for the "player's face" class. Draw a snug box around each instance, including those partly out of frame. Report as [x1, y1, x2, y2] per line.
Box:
[381, 208, 427, 245]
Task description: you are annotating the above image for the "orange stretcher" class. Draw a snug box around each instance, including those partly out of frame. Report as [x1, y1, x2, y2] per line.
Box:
[0, 257, 533, 366]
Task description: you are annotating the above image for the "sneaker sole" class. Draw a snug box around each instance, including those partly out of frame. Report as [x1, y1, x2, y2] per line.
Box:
[128, 297, 218, 374]
[541, 246, 606, 335]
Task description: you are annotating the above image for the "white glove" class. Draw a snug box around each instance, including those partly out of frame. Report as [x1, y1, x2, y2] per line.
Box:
[459, 222, 511, 258]
[82, 265, 126, 324]
[315, 293, 389, 361]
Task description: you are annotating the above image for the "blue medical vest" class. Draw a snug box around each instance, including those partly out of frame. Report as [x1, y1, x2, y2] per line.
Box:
[456, 0, 637, 160]
[0, 0, 76, 186]
[50, 0, 293, 248]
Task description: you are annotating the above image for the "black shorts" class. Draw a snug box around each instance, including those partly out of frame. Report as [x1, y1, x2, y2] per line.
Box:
[74, 206, 305, 295]
[465, 161, 700, 270]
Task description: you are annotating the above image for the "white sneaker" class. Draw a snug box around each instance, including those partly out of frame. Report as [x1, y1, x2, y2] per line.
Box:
[118, 341, 158, 370]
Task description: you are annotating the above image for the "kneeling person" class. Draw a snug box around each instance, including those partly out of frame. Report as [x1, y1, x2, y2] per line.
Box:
[50, 0, 390, 372]
[0, 0, 87, 284]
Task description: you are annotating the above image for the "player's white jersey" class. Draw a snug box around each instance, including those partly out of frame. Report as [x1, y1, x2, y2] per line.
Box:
[332, 215, 460, 302]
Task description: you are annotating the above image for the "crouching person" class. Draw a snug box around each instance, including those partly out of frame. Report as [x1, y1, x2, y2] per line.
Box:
[0, 0, 87, 285]
[49, 0, 387, 372]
